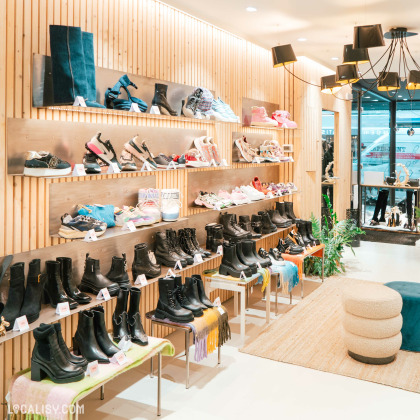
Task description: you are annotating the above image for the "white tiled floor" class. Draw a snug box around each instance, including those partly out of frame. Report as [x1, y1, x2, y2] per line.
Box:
[82, 242, 420, 419]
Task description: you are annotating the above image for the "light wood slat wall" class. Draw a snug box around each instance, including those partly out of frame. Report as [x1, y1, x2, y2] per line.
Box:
[0, 0, 350, 414]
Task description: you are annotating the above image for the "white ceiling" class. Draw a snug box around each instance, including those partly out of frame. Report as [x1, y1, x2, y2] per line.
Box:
[162, 0, 420, 73]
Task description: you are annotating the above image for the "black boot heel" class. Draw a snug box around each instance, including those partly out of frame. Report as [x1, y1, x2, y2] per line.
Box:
[31, 360, 47, 382]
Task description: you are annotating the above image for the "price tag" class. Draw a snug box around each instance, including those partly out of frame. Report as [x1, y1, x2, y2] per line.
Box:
[252, 157, 262, 164]
[73, 96, 87, 107]
[86, 360, 99, 377]
[141, 161, 155, 172]
[266, 192, 274, 198]
[209, 159, 217, 167]
[110, 350, 128, 365]
[213, 297, 221, 307]
[174, 260, 183, 270]
[84, 229, 98, 242]
[107, 162, 121, 174]
[118, 336, 133, 352]
[122, 221, 136, 232]
[217, 245, 223, 255]
[135, 274, 148, 287]
[72, 164, 86, 176]
[150, 105, 161, 114]
[240, 271, 247, 280]
[129, 103, 141, 113]
[166, 269, 176, 278]
[193, 254, 203, 263]
[219, 159, 229, 167]
[97, 287, 111, 301]
[214, 203, 222, 211]
[217, 306, 225, 315]
[56, 302, 70, 317]
[166, 161, 177, 170]
[256, 262, 262, 270]
[13, 315, 29, 332]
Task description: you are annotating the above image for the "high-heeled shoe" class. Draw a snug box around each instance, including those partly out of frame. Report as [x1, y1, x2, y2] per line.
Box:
[152, 83, 178, 116]
[104, 75, 148, 111]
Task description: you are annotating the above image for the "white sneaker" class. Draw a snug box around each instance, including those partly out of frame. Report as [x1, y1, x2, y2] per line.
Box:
[161, 189, 182, 222]
[240, 185, 265, 201]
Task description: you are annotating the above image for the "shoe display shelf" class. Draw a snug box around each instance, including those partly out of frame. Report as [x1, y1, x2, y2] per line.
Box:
[8, 336, 174, 417]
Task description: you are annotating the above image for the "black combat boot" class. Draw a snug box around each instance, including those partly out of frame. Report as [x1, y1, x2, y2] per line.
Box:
[179, 229, 201, 257]
[167, 229, 193, 265]
[154, 231, 187, 267]
[174, 276, 204, 316]
[284, 201, 298, 222]
[268, 209, 291, 228]
[91, 306, 120, 357]
[112, 286, 130, 342]
[106, 254, 130, 287]
[242, 240, 271, 268]
[19, 259, 43, 323]
[184, 277, 207, 311]
[258, 211, 277, 234]
[155, 277, 194, 323]
[127, 287, 148, 346]
[276, 202, 292, 222]
[188, 228, 211, 257]
[239, 215, 261, 238]
[151, 83, 178, 116]
[192, 274, 214, 308]
[132, 243, 161, 280]
[296, 220, 311, 246]
[250, 214, 263, 235]
[220, 213, 249, 240]
[219, 243, 253, 278]
[235, 241, 258, 274]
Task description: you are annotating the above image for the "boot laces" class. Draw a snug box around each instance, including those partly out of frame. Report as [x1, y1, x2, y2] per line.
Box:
[167, 289, 177, 308]
[174, 286, 186, 304]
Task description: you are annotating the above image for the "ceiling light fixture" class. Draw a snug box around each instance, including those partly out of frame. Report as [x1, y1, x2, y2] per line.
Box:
[343, 44, 369, 64]
[245, 6, 257, 12]
[331, 57, 339, 61]
[321, 75, 342, 94]
[336, 64, 360, 84]
[297, 38, 307, 42]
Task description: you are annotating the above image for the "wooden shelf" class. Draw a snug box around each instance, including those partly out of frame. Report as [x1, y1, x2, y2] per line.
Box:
[242, 124, 300, 131]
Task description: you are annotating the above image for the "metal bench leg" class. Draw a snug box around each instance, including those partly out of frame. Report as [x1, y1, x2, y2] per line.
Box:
[185, 330, 190, 389]
[150, 322, 154, 378]
[157, 351, 162, 416]
[100, 385, 104, 400]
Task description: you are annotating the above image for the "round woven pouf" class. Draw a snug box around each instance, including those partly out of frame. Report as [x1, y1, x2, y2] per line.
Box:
[341, 283, 403, 365]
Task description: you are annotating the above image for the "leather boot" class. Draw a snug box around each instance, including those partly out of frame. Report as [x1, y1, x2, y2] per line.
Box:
[31, 324, 85, 383]
[112, 286, 130, 342]
[127, 287, 148, 346]
[242, 240, 271, 268]
[106, 254, 130, 287]
[79, 253, 120, 297]
[174, 276, 204, 316]
[179, 229, 201, 257]
[56, 257, 92, 305]
[2, 262, 26, 330]
[192, 274, 214, 308]
[269, 248, 284, 262]
[155, 231, 187, 267]
[306, 221, 320, 245]
[19, 259, 43, 324]
[43, 261, 78, 310]
[276, 202, 292, 221]
[132, 243, 162, 279]
[152, 83, 178, 116]
[184, 277, 207, 310]
[220, 213, 249, 240]
[205, 224, 215, 250]
[236, 241, 258, 274]
[296, 220, 311, 246]
[167, 229, 193, 265]
[268, 209, 292, 228]
[189, 228, 211, 257]
[251, 214, 263, 235]
[91, 306, 120, 356]
[219, 243, 253, 278]
[39, 322, 88, 369]
[73, 310, 110, 363]
[155, 277, 194, 323]
[284, 201, 298, 222]
[258, 211, 277, 234]
[239, 215, 261, 238]
[205, 224, 224, 252]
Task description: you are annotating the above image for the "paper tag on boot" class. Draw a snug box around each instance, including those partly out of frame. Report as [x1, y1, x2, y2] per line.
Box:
[84, 229, 98, 242]
[213, 297, 221, 307]
[129, 103, 141, 113]
[56, 302, 71, 317]
[256, 262, 262, 270]
[135, 274, 148, 287]
[150, 105, 161, 114]
[13, 316, 29, 332]
[217, 245, 223, 255]
[122, 221, 137, 232]
[240, 271, 247, 280]
[110, 350, 128, 365]
[97, 288, 111, 301]
[107, 162, 121, 174]
[174, 260, 183, 270]
[217, 307, 225, 315]
[73, 96, 87, 107]
[193, 254, 203, 264]
[72, 164, 86, 176]
[118, 336, 133, 352]
[86, 360, 99, 377]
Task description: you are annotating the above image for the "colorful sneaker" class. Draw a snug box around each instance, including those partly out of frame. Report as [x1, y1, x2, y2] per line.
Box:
[272, 110, 297, 128]
[207, 137, 222, 164]
[231, 189, 252, 205]
[23, 151, 71, 177]
[250, 107, 278, 127]
[161, 189, 182, 221]
[153, 153, 178, 169]
[86, 132, 122, 170]
[58, 213, 106, 239]
[194, 192, 228, 209]
[171, 154, 186, 167]
[83, 150, 102, 174]
[260, 141, 280, 163]
[252, 177, 270, 195]
[234, 136, 258, 162]
[217, 97, 240, 122]
[286, 182, 298, 192]
[240, 185, 265, 201]
[185, 149, 210, 168]
[217, 190, 233, 207]
[124, 136, 157, 168]
[119, 149, 137, 171]
[211, 99, 232, 122]
[193, 136, 213, 162]
[137, 188, 162, 223]
[114, 206, 154, 227]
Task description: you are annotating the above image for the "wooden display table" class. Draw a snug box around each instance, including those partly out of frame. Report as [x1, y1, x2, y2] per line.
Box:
[7, 337, 174, 419]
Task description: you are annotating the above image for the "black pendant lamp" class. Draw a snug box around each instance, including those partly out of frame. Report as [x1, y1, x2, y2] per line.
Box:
[336, 64, 359, 84]
[354, 24, 385, 48]
[406, 70, 420, 90]
[272, 44, 297, 68]
[377, 72, 400, 91]
[320, 75, 342, 94]
[343, 44, 369, 64]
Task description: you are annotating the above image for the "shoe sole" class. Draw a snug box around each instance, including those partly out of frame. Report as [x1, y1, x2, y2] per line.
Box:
[155, 308, 194, 323]
[155, 256, 186, 268]
[23, 167, 72, 177]
[250, 121, 278, 127]
[58, 227, 106, 239]
[185, 161, 210, 168]
[219, 264, 251, 278]
[79, 283, 120, 297]
[85, 141, 114, 167]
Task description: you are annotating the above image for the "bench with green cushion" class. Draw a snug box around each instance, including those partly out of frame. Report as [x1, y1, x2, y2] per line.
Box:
[385, 281, 420, 352]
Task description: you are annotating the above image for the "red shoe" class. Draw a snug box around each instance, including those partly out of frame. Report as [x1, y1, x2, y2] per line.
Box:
[252, 177, 270, 195]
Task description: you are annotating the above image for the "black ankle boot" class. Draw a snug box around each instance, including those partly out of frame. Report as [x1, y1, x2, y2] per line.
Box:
[79, 253, 120, 297]
[31, 324, 85, 383]
[184, 277, 207, 311]
[236, 241, 258, 274]
[284, 202, 298, 222]
[155, 277, 194, 322]
[155, 231, 187, 267]
[152, 83, 177, 116]
[268, 209, 292, 228]
[259, 211, 277, 234]
[221, 213, 249, 240]
[19, 259, 42, 324]
[39, 323, 88, 369]
[242, 240, 271, 268]
[205, 224, 215, 250]
[189, 228, 211, 257]
[192, 275, 214, 308]
[56, 257, 92, 305]
[251, 214, 263, 235]
[305, 221, 320, 245]
[112, 286, 130, 342]
[239, 215, 261, 238]
[43, 261, 78, 310]
[91, 306, 120, 356]
[296, 220, 311, 246]
[219, 243, 253, 278]
[174, 276, 204, 316]
[132, 243, 162, 279]
[276, 202, 292, 221]
[179, 229, 200, 257]
[127, 287, 148, 346]
[167, 229, 193, 265]
[73, 310, 110, 363]
[205, 223, 224, 252]
[2, 262, 26, 330]
[106, 254, 130, 287]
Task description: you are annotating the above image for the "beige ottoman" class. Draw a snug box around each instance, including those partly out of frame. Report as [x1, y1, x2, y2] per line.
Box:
[342, 282, 403, 365]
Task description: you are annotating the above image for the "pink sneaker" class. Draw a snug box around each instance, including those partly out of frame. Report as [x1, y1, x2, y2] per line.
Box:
[231, 189, 251, 205]
[217, 190, 232, 200]
[250, 106, 278, 127]
[272, 110, 297, 128]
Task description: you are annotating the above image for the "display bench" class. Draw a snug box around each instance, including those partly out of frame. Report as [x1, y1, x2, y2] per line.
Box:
[7, 337, 174, 419]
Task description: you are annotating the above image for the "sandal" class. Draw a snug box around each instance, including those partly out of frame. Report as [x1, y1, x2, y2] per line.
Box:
[105, 75, 148, 111]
